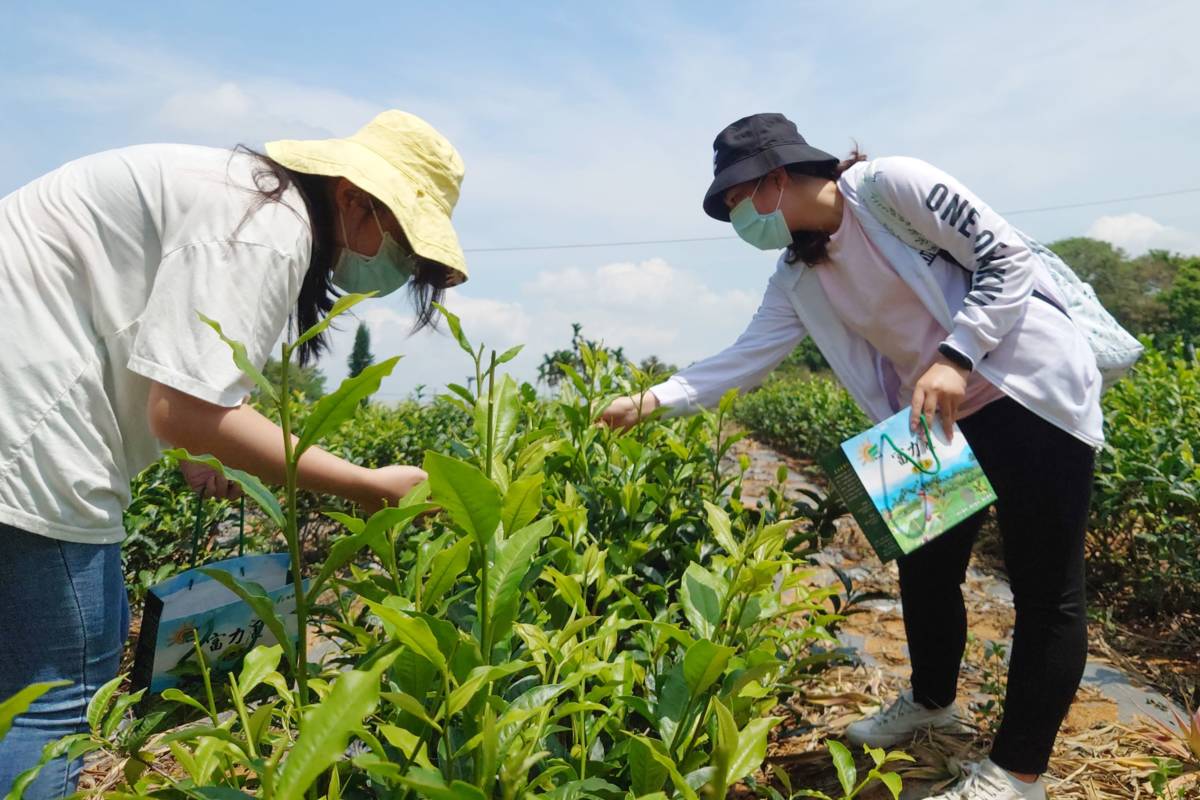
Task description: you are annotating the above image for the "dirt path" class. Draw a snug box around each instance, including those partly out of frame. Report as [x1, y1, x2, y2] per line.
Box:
[727, 432, 1199, 799]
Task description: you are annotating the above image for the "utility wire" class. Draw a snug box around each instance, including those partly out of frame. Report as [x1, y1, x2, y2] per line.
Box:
[462, 186, 1200, 254]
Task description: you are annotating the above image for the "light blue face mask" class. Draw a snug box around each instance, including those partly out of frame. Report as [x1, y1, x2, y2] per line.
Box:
[333, 201, 417, 296]
[729, 177, 793, 250]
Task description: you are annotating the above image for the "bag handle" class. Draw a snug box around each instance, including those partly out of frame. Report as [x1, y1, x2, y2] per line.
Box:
[878, 415, 942, 542]
[189, 491, 247, 570]
[880, 414, 942, 475]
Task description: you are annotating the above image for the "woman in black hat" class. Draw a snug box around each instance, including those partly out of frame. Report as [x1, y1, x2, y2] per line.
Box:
[601, 113, 1107, 800]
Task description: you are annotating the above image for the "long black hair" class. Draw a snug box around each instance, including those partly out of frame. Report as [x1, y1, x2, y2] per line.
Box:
[782, 147, 868, 266]
[234, 146, 451, 365]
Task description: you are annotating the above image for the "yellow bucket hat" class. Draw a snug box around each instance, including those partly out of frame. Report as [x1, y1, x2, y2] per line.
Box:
[266, 110, 468, 284]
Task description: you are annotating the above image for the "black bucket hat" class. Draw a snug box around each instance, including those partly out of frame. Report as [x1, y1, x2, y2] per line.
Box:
[702, 113, 838, 221]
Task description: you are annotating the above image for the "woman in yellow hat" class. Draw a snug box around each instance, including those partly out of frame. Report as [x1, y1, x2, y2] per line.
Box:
[0, 110, 466, 796]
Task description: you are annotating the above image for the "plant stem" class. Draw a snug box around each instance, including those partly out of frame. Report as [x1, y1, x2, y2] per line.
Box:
[481, 351, 497, 663]
[228, 674, 258, 759]
[278, 342, 309, 722]
[192, 632, 219, 725]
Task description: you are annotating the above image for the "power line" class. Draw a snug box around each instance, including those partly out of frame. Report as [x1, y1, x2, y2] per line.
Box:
[1001, 186, 1200, 216]
[462, 186, 1200, 254]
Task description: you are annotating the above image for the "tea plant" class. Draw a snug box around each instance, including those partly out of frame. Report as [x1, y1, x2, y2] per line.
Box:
[1090, 341, 1200, 614]
[733, 377, 868, 462]
[1, 298, 909, 799]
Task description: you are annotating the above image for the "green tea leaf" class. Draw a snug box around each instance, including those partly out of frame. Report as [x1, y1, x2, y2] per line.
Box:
[197, 312, 277, 402]
[703, 501, 739, 559]
[162, 687, 212, 718]
[237, 644, 282, 696]
[628, 736, 669, 796]
[310, 504, 432, 598]
[398, 767, 488, 800]
[381, 691, 442, 731]
[85, 675, 124, 733]
[630, 734, 699, 800]
[423, 451, 501, 548]
[682, 638, 734, 697]
[272, 651, 397, 800]
[680, 563, 724, 639]
[447, 661, 530, 717]
[364, 602, 446, 673]
[728, 716, 781, 788]
[434, 303, 474, 356]
[486, 517, 553, 655]
[163, 449, 284, 529]
[296, 357, 401, 456]
[292, 292, 374, 351]
[654, 664, 689, 744]
[501, 473, 543, 535]
[421, 537, 472, 612]
[474, 374, 521, 461]
[324, 511, 364, 534]
[828, 739, 856, 798]
[247, 700, 278, 748]
[495, 344, 524, 365]
[873, 770, 903, 800]
[1, 681, 70, 740]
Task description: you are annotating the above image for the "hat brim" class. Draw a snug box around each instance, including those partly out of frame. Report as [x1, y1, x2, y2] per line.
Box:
[702, 143, 838, 222]
[265, 137, 468, 285]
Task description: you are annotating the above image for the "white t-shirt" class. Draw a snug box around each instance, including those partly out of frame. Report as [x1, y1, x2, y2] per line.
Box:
[0, 144, 312, 544]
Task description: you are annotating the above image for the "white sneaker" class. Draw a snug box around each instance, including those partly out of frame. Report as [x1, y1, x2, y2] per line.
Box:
[845, 690, 967, 746]
[926, 759, 1046, 799]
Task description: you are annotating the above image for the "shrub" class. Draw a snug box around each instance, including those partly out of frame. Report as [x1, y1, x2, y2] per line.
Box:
[1091, 342, 1200, 614]
[734, 376, 869, 460]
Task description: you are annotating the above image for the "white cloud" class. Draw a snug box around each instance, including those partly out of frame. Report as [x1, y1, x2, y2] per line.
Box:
[318, 258, 760, 400]
[1086, 213, 1200, 256]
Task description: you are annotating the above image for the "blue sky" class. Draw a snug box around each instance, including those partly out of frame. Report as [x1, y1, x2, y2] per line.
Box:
[3, 1, 1198, 397]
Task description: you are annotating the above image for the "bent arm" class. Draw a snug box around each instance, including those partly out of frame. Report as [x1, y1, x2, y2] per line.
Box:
[147, 381, 370, 502]
[650, 274, 807, 414]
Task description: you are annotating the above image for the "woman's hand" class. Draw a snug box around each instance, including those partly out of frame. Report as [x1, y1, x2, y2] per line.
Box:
[911, 357, 970, 442]
[598, 392, 660, 430]
[352, 465, 429, 515]
[179, 460, 242, 500]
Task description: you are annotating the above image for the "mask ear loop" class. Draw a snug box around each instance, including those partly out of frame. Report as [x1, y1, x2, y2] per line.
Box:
[367, 198, 387, 237]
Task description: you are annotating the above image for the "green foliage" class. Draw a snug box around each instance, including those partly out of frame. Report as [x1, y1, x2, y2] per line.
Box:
[779, 339, 831, 375]
[1090, 341, 1200, 614]
[258, 357, 328, 401]
[20, 302, 898, 799]
[537, 322, 625, 388]
[734, 376, 869, 459]
[1162, 257, 1200, 347]
[349, 321, 375, 379]
[1048, 236, 1190, 340]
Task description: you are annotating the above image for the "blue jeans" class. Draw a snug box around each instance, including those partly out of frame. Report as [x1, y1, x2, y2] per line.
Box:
[0, 524, 129, 799]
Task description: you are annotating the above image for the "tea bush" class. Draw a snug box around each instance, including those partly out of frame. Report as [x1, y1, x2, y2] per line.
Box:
[1090, 342, 1200, 614]
[4, 298, 909, 799]
[733, 377, 868, 460]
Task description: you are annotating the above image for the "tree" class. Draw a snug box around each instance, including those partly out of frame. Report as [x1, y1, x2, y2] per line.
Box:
[1048, 237, 1180, 335]
[537, 323, 625, 388]
[348, 322, 375, 378]
[1162, 257, 1200, 349]
[638, 355, 678, 379]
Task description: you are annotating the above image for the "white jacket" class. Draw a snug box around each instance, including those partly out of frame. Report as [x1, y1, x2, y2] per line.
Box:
[651, 156, 1104, 447]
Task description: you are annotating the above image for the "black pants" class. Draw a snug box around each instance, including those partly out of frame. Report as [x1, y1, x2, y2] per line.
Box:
[897, 396, 1095, 775]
